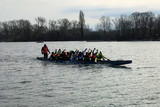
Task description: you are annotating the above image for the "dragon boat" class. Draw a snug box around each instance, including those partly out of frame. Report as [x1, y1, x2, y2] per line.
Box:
[37, 57, 132, 66]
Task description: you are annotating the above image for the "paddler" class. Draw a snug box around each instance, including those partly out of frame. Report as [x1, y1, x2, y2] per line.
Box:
[92, 49, 98, 62]
[84, 48, 90, 61]
[41, 44, 50, 59]
[97, 51, 106, 61]
[66, 52, 71, 60]
[61, 49, 67, 61]
[57, 49, 62, 60]
[88, 50, 92, 61]
[78, 51, 83, 60]
[49, 52, 56, 60]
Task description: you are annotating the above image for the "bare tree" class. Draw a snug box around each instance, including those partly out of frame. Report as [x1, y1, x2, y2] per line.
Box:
[155, 14, 160, 39]
[57, 18, 71, 40]
[112, 15, 133, 40]
[58, 18, 71, 31]
[130, 12, 141, 39]
[0, 22, 3, 41]
[70, 20, 80, 40]
[112, 18, 121, 39]
[71, 20, 79, 29]
[48, 20, 59, 31]
[17, 19, 31, 41]
[99, 16, 111, 33]
[35, 17, 46, 27]
[79, 10, 85, 39]
[147, 12, 155, 39]
[34, 17, 47, 40]
[1, 22, 9, 40]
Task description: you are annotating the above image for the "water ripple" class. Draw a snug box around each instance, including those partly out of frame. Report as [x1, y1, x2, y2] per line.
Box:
[19, 81, 32, 84]
[0, 42, 160, 106]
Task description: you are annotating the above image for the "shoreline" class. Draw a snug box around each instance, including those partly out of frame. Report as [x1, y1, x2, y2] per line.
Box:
[0, 40, 160, 43]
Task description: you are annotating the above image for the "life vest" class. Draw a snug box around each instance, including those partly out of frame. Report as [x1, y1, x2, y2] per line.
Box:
[93, 55, 97, 58]
[64, 51, 67, 54]
[89, 54, 92, 58]
[52, 54, 55, 57]
[57, 54, 60, 57]
[43, 47, 48, 54]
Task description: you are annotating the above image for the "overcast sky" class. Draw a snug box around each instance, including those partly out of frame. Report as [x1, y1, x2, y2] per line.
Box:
[1, 0, 160, 29]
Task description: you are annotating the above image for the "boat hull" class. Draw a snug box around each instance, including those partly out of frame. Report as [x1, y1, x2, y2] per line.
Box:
[37, 57, 132, 66]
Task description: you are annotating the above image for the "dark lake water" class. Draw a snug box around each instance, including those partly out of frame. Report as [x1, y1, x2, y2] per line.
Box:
[0, 41, 160, 107]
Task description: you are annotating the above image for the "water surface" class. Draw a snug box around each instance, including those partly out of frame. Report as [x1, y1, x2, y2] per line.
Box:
[0, 41, 160, 107]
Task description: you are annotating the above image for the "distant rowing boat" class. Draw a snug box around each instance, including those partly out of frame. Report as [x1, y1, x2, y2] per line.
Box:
[37, 57, 132, 66]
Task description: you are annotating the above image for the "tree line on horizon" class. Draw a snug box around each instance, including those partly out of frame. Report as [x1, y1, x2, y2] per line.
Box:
[0, 11, 160, 42]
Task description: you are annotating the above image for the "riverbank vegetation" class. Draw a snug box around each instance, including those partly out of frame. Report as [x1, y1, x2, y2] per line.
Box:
[0, 11, 160, 42]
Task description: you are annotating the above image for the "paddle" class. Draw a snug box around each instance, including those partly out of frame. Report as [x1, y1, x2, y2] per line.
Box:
[104, 57, 110, 61]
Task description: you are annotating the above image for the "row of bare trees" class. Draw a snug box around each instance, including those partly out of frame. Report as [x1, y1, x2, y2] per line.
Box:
[0, 11, 87, 41]
[96, 11, 160, 40]
[0, 11, 160, 41]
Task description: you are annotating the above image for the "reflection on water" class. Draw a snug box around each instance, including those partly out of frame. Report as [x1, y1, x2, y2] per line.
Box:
[110, 65, 132, 69]
[0, 42, 160, 106]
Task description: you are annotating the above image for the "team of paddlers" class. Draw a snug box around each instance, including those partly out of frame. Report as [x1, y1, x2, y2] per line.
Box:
[41, 44, 107, 62]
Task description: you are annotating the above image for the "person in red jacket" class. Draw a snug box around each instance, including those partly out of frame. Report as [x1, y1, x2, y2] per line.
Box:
[41, 44, 50, 59]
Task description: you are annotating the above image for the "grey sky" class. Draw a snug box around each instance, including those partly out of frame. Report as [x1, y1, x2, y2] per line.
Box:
[1, 0, 160, 28]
